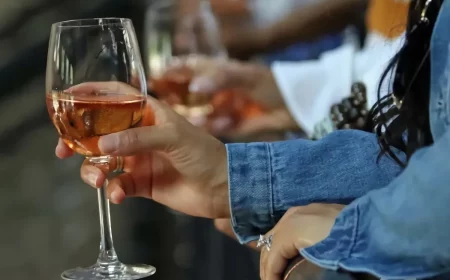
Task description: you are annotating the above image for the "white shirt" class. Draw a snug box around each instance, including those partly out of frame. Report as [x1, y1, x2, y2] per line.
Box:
[248, 0, 314, 28]
[272, 32, 405, 137]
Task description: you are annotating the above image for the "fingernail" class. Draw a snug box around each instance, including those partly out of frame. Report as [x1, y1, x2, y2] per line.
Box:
[212, 117, 233, 131]
[111, 189, 123, 204]
[188, 115, 207, 127]
[55, 144, 63, 156]
[86, 172, 98, 187]
[98, 134, 119, 154]
[189, 77, 215, 93]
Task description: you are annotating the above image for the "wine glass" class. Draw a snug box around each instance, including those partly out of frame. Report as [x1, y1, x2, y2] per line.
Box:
[46, 18, 156, 280]
[144, 0, 227, 121]
[144, 0, 265, 130]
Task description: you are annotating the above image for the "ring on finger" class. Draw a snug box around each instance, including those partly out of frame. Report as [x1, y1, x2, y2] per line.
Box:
[114, 156, 124, 173]
[257, 234, 273, 251]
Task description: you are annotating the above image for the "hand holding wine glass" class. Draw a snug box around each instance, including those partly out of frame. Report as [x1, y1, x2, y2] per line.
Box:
[156, 55, 300, 139]
[47, 18, 153, 280]
[144, 1, 297, 140]
[55, 83, 231, 219]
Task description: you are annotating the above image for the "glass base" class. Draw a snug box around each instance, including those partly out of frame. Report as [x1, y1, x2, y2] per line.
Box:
[61, 262, 156, 280]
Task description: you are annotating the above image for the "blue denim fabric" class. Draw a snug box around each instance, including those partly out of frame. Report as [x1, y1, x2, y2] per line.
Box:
[300, 1, 450, 278]
[226, 130, 405, 244]
[262, 34, 343, 65]
[301, 130, 450, 279]
[227, 1, 450, 278]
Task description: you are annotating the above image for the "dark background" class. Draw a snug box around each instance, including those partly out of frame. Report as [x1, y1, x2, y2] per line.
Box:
[0, 0, 259, 279]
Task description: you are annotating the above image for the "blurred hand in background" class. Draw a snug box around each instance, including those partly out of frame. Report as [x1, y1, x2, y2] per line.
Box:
[150, 55, 300, 141]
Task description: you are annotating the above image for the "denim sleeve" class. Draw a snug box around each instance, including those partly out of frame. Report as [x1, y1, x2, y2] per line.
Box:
[226, 130, 405, 243]
[301, 129, 450, 279]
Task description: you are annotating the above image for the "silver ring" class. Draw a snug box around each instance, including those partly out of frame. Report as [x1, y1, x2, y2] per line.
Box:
[257, 234, 273, 251]
[114, 156, 124, 173]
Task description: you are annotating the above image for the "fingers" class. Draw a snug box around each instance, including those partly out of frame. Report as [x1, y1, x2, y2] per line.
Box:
[79, 156, 127, 189]
[80, 163, 107, 188]
[260, 230, 295, 280]
[189, 60, 258, 95]
[161, 55, 259, 96]
[55, 82, 149, 159]
[97, 97, 188, 155]
[208, 116, 235, 136]
[161, 55, 228, 94]
[260, 209, 303, 280]
[55, 138, 75, 158]
[54, 100, 157, 158]
[54, 100, 156, 158]
[260, 231, 272, 280]
[80, 160, 142, 204]
[261, 205, 344, 280]
[106, 173, 138, 204]
[98, 125, 178, 155]
[187, 115, 208, 128]
[264, 240, 298, 280]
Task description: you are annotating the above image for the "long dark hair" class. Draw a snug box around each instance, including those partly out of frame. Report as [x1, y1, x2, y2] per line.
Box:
[367, 0, 443, 166]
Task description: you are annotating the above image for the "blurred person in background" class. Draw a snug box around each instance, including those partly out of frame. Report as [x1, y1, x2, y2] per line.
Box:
[168, 0, 347, 141]
[216, 0, 346, 64]
[211, 0, 364, 60]
[166, 0, 409, 142]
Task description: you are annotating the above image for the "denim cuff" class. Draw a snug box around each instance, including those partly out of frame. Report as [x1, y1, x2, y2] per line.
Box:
[226, 143, 275, 244]
[225, 131, 404, 244]
[300, 205, 358, 271]
[301, 198, 450, 279]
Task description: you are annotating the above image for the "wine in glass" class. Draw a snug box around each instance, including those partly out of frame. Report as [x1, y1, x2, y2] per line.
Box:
[144, 0, 264, 127]
[46, 18, 156, 280]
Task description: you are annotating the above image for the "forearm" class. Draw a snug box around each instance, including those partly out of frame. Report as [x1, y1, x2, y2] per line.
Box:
[302, 129, 450, 279]
[263, 0, 368, 52]
[226, 129, 404, 243]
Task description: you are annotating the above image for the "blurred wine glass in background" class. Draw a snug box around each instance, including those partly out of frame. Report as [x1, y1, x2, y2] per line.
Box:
[145, 0, 224, 119]
[144, 0, 264, 130]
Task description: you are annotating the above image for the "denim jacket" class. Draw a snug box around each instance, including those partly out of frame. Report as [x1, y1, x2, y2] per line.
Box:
[226, 0, 450, 278]
[227, 131, 405, 243]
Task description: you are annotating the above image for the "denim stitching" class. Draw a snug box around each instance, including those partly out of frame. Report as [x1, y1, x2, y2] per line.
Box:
[266, 143, 275, 224]
[443, 43, 450, 128]
[227, 144, 237, 227]
[346, 204, 360, 259]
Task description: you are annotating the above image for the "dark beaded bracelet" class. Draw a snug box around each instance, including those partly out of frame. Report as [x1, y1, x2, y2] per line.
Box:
[330, 82, 368, 130]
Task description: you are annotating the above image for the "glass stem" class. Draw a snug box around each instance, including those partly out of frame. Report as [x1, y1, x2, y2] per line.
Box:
[96, 179, 119, 266]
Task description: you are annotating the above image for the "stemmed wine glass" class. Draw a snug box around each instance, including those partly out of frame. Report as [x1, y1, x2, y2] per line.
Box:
[144, 0, 264, 130]
[144, 0, 227, 122]
[46, 18, 156, 280]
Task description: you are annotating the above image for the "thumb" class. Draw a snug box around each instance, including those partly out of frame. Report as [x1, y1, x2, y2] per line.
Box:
[98, 125, 179, 155]
[98, 98, 181, 155]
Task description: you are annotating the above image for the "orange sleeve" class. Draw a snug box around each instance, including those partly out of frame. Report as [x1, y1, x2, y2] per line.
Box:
[366, 0, 410, 39]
